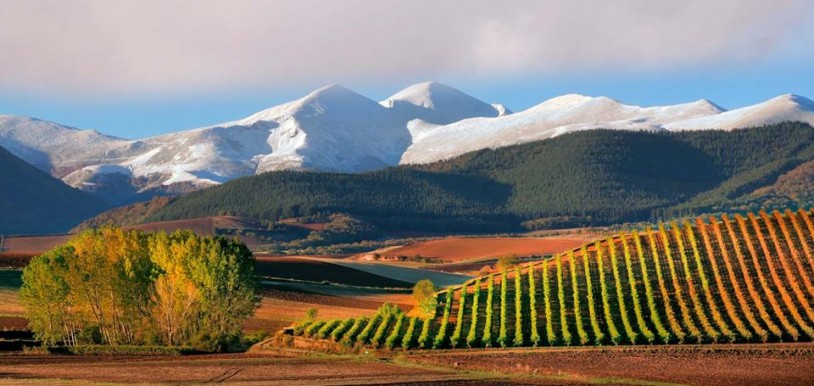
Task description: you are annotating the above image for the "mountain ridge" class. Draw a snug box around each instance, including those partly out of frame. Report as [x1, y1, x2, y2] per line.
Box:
[2, 84, 813, 204]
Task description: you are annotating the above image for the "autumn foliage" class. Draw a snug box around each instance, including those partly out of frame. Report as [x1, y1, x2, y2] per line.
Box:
[20, 228, 259, 351]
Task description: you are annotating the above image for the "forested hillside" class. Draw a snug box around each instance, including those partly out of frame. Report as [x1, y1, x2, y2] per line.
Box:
[0, 146, 109, 234]
[144, 122, 814, 232]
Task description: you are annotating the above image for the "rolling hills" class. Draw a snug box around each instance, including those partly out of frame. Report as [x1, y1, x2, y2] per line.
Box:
[0, 146, 109, 235]
[292, 209, 814, 348]
[139, 122, 814, 232]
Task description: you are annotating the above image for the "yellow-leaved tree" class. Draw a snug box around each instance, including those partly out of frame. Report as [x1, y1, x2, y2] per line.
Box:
[20, 228, 259, 351]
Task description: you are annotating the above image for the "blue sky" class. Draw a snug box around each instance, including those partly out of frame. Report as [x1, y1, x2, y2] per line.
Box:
[1, 0, 812, 139]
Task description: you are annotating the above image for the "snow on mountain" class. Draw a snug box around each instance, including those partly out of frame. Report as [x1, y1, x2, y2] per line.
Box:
[381, 81, 509, 125]
[66, 84, 415, 195]
[665, 94, 814, 131]
[400, 94, 725, 164]
[491, 103, 513, 116]
[232, 84, 412, 173]
[1, 82, 504, 198]
[0, 115, 133, 175]
[3, 84, 435, 200]
[3, 84, 813, 204]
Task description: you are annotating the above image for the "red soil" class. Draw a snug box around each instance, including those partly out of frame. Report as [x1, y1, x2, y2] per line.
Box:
[377, 235, 598, 263]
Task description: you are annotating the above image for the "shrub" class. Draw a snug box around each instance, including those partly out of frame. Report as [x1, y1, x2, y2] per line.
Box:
[450, 283, 468, 348]
[513, 268, 524, 347]
[340, 317, 368, 346]
[385, 314, 406, 349]
[331, 318, 356, 341]
[496, 254, 518, 272]
[433, 291, 453, 348]
[413, 279, 438, 319]
[482, 276, 495, 347]
[497, 270, 509, 347]
[402, 317, 419, 349]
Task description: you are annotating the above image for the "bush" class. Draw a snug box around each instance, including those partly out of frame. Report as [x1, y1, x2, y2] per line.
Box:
[497, 270, 509, 347]
[482, 276, 495, 347]
[385, 314, 406, 349]
[402, 317, 419, 349]
[433, 291, 453, 348]
[413, 279, 437, 318]
[496, 254, 518, 272]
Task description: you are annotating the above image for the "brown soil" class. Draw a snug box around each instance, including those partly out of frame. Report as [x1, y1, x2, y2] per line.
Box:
[254, 256, 412, 288]
[5, 344, 810, 385]
[402, 344, 814, 386]
[0, 354, 487, 385]
[0, 254, 32, 269]
[0, 316, 26, 331]
[1, 235, 71, 255]
[374, 236, 598, 263]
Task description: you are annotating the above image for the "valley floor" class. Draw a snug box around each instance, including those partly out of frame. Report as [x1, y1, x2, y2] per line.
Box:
[1, 343, 812, 385]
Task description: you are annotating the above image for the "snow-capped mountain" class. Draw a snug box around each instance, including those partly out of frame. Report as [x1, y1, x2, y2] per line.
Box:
[0, 82, 505, 203]
[0, 115, 134, 176]
[2, 82, 813, 204]
[62, 84, 417, 201]
[381, 81, 511, 143]
[665, 94, 814, 131]
[400, 94, 726, 164]
[381, 81, 510, 126]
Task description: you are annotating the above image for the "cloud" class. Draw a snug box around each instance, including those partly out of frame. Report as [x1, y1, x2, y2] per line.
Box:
[0, 0, 810, 95]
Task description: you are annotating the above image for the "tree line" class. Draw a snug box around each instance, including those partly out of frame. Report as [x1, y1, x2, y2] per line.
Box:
[20, 227, 259, 351]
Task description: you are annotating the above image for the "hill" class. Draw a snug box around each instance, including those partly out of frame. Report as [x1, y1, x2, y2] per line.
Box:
[0, 146, 109, 235]
[292, 209, 814, 348]
[3, 87, 812, 205]
[143, 122, 814, 232]
[0, 82, 506, 203]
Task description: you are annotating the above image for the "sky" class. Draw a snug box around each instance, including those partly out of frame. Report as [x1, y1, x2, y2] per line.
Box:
[1, 0, 813, 139]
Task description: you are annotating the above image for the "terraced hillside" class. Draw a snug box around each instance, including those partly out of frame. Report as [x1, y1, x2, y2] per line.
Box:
[291, 209, 814, 348]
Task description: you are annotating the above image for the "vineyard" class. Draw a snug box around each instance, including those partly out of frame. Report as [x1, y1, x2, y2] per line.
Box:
[290, 209, 814, 348]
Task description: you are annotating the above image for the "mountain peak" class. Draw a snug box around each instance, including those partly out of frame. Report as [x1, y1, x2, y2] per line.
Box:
[693, 99, 726, 112]
[384, 81, 473, 110]
[770, 93, 814, 108]
[302, 83, 360, 101]
[531, 94, 608, 112]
